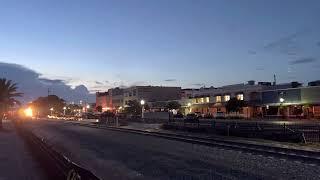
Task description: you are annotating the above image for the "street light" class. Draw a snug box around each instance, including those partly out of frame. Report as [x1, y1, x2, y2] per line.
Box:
[50, 107, 54, 116]
[24, 107, 33, 117]
[140, 100, 145, 119]
[279, 98, 285, 117]
[187, 103, 192, 113]
[63, 107, 67, 116]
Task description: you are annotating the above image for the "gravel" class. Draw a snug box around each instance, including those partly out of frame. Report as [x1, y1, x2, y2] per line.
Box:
[25, 121, 320, 180]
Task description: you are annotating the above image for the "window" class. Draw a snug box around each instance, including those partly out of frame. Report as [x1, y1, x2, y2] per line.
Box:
[224, 95, 230, 102]
[216, 96, 221, 102]
[200, 98, 204, 103]
[237, 94, 244, 100]
[206, 97, 210, 103]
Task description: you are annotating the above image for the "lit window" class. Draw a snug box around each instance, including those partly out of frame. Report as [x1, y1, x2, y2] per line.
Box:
[237, 94, 244, 100]
[216, 96, 221, 102]
[200, 98, 204, 103]
[224, 95, 230, 102]
[206, 97, 210, 103]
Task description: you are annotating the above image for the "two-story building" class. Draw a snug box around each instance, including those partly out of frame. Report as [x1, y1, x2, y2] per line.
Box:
[186, 81, 268, 117]
[261, 85, 320, 118]
[184, 80, 320, 119]
[95, 92, 112, 111]
[123, 86, 181, 106]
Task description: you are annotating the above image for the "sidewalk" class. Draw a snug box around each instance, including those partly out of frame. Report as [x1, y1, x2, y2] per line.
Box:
[0, 120, 46, 180]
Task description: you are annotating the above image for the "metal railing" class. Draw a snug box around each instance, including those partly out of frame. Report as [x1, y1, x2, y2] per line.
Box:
[165, 119, 320, 143]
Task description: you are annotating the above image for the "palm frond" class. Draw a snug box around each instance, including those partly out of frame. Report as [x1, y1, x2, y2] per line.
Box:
[0, 78, 22, 107]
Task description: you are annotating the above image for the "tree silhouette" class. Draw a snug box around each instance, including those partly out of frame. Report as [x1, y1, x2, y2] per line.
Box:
[96, 106, 103, 112]
[31, 95, 65, 116]
[166, 101, 181, 110]
[225, 97, 246, 113]
[124, 100, 142, 115]
[0, 78, 22, 128]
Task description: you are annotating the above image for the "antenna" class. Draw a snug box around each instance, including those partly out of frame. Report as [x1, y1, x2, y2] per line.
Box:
[273, 74, 277, 85]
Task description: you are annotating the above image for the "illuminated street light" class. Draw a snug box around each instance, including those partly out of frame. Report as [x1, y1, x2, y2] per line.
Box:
[63, 107, 67, 116]
[86, 105, 90, 109]
[140, 100, 145, 119]
[24, 107, 33, 117]
[187, 103, 192, 113]
[280, 98, 285, 103]
[50, 107, 54, 116]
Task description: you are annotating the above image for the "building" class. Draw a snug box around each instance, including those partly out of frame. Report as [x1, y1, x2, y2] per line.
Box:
[95, 92, 112, 112]
[181, 88, 199, 99]
[109, 87, 124, 109]
[186, 81, 266, 118]
[123, 86, 181, 107]
[183, 80, 320, 119]
[261, 85, 320, 118]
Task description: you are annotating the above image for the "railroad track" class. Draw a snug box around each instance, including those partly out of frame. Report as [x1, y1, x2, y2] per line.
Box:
[60, 120, 320, 165]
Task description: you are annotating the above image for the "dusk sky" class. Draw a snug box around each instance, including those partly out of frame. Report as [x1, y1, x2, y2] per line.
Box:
[1, 0, 320, 96]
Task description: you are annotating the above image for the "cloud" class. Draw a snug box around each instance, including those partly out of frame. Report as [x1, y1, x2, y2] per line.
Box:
[39, 78, 67, 85]
[0, 62, 95, 103]
[129, 81, 148, 87]
[289, 57, 317, 65]
[191, 83, 205, 87]
[264, 30, 306, 49]
[164, 79, 177, 82]
[263, 29, 309, 55]
[95, 81, 103, 85]
[313, 64, 320, 69]
[255, 67, 265, 71]
[248, 50, 257, 55]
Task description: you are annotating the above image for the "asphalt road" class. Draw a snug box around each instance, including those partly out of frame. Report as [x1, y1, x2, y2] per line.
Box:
[24, 120, 320, 180]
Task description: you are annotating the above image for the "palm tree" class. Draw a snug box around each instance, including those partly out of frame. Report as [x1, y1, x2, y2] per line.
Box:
[0, 78, 22, 128]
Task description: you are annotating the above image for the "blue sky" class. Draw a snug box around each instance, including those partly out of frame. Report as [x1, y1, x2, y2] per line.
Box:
[1, 0, 320, 92]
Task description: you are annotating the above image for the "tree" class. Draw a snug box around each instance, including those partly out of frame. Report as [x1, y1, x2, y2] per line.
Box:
[144, 103, 150, 111]
[124, 100, 142, 115]
[96, 106, 103, 112]
[65, 104, 82, 116]
[0, 79, 22, 128]
[166, 101, 181, 110]
[225, 97, 246, 113]
[31, 95, 65, 116]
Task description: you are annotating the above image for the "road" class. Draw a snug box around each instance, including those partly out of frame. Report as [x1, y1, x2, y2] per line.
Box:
[24, 120, 320, 180]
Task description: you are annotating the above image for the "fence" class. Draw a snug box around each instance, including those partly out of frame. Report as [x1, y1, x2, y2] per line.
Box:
[166, 119, 320, 143]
